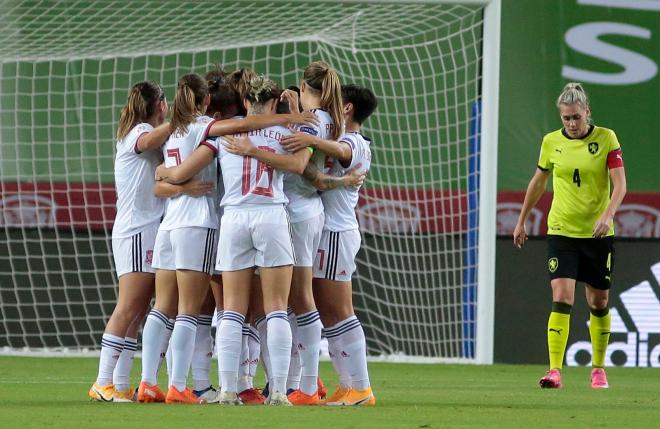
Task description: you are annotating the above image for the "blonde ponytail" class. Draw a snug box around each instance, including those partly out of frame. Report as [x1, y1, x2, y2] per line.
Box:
[170, 74, 208, 135]
[303, 61, 344, 140]
[557, 82, 590, 109]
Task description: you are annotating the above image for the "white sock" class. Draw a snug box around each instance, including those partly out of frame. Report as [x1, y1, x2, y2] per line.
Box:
[214, 310, 224, 388]
[255, 316, 271, 386]
[296, 310, 322, 395]
[113, 337, 137, 391]
[335, 316, 370, 390]
[96, 333, 124, 386]
[267, 311, 292, 395]
[140, 309, 168, 385]
[325, 326, 351, 389]
[237, 324, 251, 392]
[163, 319, 174, 386]
[192, 314, 213, 391]
[170, 315, 198, 391]
[247, 325, 260, 381]
[287, 309, 301, 391]
[217, 311, 244, 394]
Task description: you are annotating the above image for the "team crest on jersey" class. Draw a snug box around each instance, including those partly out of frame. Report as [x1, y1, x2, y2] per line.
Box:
[588, 142, 599, 154]
[548, 257, 559, 273]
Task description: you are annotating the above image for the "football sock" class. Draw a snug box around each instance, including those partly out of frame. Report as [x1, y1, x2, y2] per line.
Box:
[96, 333, 124, 386]
[113, 336, 137, 391]
[247, 324, 260, 383]
[589, 307, 611, 368]
[191, 314, 213, 391]
[287, 308, 301, 391]
[170, 315, 198, 391]
[296, 310, 322, 395]
[325, 325, 351, 389]
[217, 311, 245, 394]
[255, 315, 271, 385]
[214, 310, 224, 388]
[267, 311, 292, 395]
[140, 309, 168, 385]
[332, 316, 370, 390]
[237, 323, 251, 392]
[548, 302, 572, 370]
[163, 319, 174, 386]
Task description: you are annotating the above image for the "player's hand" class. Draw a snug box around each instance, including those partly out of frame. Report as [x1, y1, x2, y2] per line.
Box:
[280, 89, 300, 114]
[287, 111, 319, 127]
[343, 164, 366, 187]
[281, 132, 316, 152]
[155, 163, 167, 181]
[513, 222, 528, 248]
[182, 180, 215, 197]
[593, 212, 613, 239]
[223, 136, 254, 156]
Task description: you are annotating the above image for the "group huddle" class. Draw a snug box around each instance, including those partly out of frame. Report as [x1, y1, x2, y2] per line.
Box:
[88, 61, 378, 406]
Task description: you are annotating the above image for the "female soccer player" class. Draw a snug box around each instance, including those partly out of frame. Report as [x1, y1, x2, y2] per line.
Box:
[88, 81, 172, 402]
[137, 74, 318, 405]
[291, 84, 378, 406]
[282, 61, 344, 405]
[513, 82, 626, 389]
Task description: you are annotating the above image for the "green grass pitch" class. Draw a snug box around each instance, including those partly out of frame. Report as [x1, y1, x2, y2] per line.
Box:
[1, 357, 659, 429]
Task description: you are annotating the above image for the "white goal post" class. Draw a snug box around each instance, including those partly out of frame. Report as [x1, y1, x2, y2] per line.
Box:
[0, 0, 500, 363]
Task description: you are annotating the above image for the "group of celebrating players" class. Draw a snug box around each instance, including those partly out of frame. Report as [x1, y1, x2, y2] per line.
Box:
[88, 61, 378, 406]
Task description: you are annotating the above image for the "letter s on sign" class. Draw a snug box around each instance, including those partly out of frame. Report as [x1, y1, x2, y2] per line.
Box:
[562, 22, 657, 85]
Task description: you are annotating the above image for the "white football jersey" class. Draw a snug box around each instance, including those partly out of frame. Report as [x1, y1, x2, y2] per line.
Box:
[113, 123, 164, 238]
[219, 125, 291, 208]
[283, 108, 335, 223]
[158, 115, 219, 230]
[321, 132, 372, 232]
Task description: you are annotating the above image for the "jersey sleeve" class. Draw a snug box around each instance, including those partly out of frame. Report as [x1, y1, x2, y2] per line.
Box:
[128, 123, 154, 155]
[339, 134, 360, 169]
[537, 136, 552, 171]
[607, 129, 621, 152]
[197, 120, 218, 154]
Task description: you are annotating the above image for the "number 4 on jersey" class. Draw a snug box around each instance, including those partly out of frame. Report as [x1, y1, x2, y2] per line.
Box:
[242, 146, 275, 196]
[572, 168, 581, 187]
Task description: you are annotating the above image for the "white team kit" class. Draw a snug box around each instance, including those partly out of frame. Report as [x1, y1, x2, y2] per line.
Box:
[284, 108, 335, 267]
[313, 131, 372, 281]
[215, 125, 296, 272]
[152, 115, 219, 273]
[112, 123, 164, 277]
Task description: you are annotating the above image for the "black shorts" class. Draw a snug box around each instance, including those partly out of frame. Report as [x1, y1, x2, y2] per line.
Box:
[546, 235, 614, 290]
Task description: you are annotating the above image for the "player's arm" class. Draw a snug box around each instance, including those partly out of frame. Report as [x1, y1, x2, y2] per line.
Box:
[153, 180, 215, 198]
[135, 122, 172, 153]
[593, 162, 626, 239]
[208, 112, 319, 137]
[281, 132, 353, 164]
[302, 162, 366, 191]
[513, 167, 550, 248]
[222, 135, 311, 175]
[156, 145, 215, 184]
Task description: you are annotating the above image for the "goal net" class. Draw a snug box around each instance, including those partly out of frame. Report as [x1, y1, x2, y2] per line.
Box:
[0, 0, 494, 361]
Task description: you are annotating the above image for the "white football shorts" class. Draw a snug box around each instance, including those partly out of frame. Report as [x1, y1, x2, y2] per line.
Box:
[313, 229, 361, 282]
[152, 227, 217, 274]
[216, 206, 295, 272]
[112, 223, 159, 277]
[289, 212, 324, 267]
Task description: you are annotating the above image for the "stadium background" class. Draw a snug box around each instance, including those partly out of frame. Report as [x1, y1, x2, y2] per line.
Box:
[1, 0, 659, 365]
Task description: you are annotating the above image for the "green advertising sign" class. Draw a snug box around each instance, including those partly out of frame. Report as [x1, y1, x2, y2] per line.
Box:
[498, 0, 659, 192]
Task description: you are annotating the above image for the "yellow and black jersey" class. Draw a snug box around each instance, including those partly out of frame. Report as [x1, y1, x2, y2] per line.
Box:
[537, 125, 622, 238]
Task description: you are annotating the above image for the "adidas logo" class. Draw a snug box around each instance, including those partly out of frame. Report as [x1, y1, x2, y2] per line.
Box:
[339, 270, 347, 276]
[567, 262, 660, 367]
[297, 343, 305, 351]
[341, 351, 350, 358]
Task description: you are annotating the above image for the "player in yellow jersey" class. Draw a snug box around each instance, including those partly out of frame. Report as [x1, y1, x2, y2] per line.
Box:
[513, 83, 626, 389]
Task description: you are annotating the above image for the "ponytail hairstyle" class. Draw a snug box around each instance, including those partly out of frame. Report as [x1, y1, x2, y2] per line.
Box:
[227, 68, 257, 116]
[245, 75, 281, 113]
[205, 68, 239, 119]
[170, 73, 208, 135]
[116, 80, 164, 140]
[303, 61, 344, 140]
[556, 82, 591, 121]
